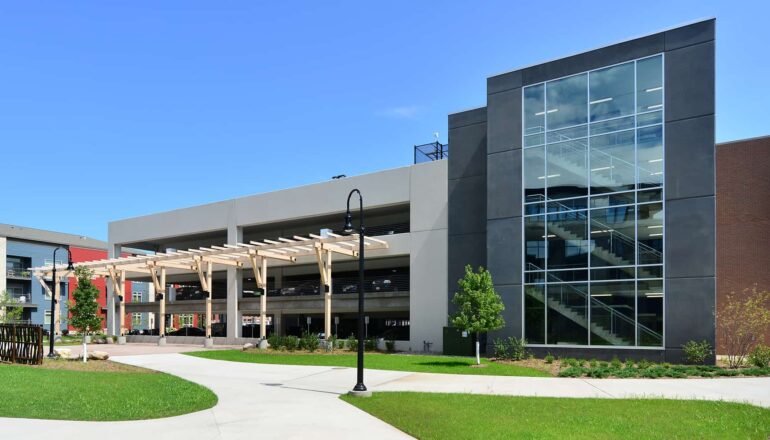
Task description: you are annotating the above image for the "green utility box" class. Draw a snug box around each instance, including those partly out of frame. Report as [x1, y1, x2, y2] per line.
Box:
[442, 327, 475, 356]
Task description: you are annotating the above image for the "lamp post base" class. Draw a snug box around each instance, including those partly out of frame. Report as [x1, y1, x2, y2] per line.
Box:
[348, 389, 372, 398]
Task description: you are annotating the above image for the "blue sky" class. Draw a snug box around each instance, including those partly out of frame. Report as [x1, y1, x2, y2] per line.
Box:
[1, 1, 767, 240]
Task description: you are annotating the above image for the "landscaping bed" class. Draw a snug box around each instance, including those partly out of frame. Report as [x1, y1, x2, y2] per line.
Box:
[492, 356, 770, 379]
[341, 392, 770, 439]
[0, 359, 218, 420]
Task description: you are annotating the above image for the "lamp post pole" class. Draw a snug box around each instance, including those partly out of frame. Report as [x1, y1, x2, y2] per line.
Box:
[47, 247, 74, 358]
[344, 189, 368, 395]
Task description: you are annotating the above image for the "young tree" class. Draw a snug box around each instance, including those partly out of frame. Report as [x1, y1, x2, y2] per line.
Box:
[0, 290, 24, 324]
[449, 265, 505, 365]
[69, 266, 103, 361]
[718, 285, 770, 368]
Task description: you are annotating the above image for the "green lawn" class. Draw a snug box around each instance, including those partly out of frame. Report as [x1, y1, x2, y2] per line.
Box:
[0, 361, 218, 421]
[341, 392, 770, 440]
[186, 350, 550, 377]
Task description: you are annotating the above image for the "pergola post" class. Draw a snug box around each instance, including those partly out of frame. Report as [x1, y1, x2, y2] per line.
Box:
[149, 265, 167, 337]
[259, 257, 267, 340]
[316, 245, 333, 340]
[119, 270, 126, 335]
[53, 274, 61, 337]
[196, 260, 213, 338]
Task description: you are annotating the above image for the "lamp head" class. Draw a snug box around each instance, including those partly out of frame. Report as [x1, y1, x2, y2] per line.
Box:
[66, 259, 75, 271]
[343, 211, 354, 234]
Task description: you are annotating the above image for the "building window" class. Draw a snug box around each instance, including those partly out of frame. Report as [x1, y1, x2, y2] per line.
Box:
[132, 313, 142, 326]
[179, 314, 194, 327]
[132, 291, 142, 303]
[44, 310, 52, 325]
[522, 54, 664, 348]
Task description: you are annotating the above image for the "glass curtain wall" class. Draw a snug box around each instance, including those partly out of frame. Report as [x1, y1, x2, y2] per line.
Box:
[522, 54, 664, 347]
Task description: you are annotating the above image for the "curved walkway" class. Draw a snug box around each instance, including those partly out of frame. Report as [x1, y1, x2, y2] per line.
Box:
[2, 349, 769, 439]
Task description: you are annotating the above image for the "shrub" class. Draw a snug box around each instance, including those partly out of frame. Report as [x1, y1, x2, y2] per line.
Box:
[507, 336, 527, 361]
[544, 353, 554, 364]
[610, 357, 622, 369]
[385, 339, 396, 353]
[300, 331, 319, 352]
[718, 285, 770, 368]
[365, 338, 377, 351]
[589, 359, 599, 369]
[748, 345, 770, 368]
[682, 340, 712, 364]
[346, 335, 358, 351]
[267, 334, 283, 350]
[284, 335, 299, 351]
[492, 338, 508, 359]
[561, 358, 578, 368]
[638, 359, 651, 369]
[558, 367, 585, 378]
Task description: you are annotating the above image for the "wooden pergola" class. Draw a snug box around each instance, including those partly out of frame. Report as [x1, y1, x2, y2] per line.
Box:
[30, 233, 388, 340]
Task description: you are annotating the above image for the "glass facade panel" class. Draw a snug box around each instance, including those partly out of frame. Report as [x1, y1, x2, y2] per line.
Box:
[547, 283, 588, 345]
[524, 285, 545, 344]
[523, 84, 545, 136]
[546, 211, 589, 270]
[589, 62, 635, 122]
[590, 130, 636, 194]
[546, 74, 587, 130]
[637, 125, 663, 189]
[636, 55, 663, 113]
[590, 281, 636, 346]
[637, 203, 663, 265]
[525, 215, 546, 270]
[523, 54, 665, 348]
[546, 140, 588, 200]
[637, 279, 663, 346]
[590, 206, 636, 267]
[523, 146, 545, 203]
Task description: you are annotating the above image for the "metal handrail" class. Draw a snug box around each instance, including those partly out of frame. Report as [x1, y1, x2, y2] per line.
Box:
[550, 132, 658, 180]
[529, 194, 661, 259]
[526, 263, 662, 342]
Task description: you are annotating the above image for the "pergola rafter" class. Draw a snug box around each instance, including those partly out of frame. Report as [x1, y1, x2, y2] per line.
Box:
[30, 233, 388, 341]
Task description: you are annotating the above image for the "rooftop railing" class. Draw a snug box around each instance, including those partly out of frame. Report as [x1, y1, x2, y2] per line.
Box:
[414, 141, 448, 164]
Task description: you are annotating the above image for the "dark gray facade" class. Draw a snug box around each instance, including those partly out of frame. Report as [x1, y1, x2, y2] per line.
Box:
[447, 19, 716, 362]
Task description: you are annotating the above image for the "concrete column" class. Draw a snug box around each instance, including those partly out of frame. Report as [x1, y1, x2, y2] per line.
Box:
[147, 283, 155, 331]
[106, 244, 120, 336]
[227, 224, 243, 338]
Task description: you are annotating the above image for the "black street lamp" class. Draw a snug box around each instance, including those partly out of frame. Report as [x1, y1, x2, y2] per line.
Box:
[47, 247, 74, 358]
[343, 188, 369, 395]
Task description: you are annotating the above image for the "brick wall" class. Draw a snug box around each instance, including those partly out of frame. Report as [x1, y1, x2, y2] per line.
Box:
[716, 135, 770, 354]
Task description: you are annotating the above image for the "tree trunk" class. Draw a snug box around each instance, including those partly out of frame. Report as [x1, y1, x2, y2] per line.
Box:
[475, 332, 480, 365]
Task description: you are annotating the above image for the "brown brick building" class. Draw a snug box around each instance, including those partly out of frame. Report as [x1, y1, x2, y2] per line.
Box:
[716, 135, 770, 354]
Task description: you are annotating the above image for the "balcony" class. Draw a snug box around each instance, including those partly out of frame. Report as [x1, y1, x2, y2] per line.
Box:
[6, 268, 31, 279]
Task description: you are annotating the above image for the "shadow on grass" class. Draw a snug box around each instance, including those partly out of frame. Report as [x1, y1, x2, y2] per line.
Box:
[414, 361, 473, 368]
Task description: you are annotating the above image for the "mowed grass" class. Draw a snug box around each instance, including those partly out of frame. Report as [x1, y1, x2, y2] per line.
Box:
[0, 361, 217, 421]
[186, 350, 551, 377]
[341, 392, 770, 440]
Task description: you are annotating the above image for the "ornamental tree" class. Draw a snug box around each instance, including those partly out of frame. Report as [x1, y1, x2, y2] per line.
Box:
[718, 285, 770, 368]
[449, 265, 505, 364]
[0, 290, 23, 324]
[69, 266, 103, 336]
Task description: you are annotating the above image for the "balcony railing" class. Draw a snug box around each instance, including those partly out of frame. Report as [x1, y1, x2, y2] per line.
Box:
[6, 268, 31, 279]
[414, 141, 448, 164]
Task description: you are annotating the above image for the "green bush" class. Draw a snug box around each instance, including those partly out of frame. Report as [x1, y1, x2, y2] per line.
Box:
[267, 334, 283, 350]
[682, 340, 712, 364]
[300, 331, 319, 352]
[558, 367, 585, 378]
[385, 339, 396, 353]
[365, 338, 377, 351]
[544, 353, 554, 364]
[507, 337, 527, 361]
[748, 345, 770, 368]
[284, 335, 299, 351]
[492, 338, 508, 359]
[346, 335, 358, 351]
[610, 357, 622, 369]
[561, 358, 578, 368]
